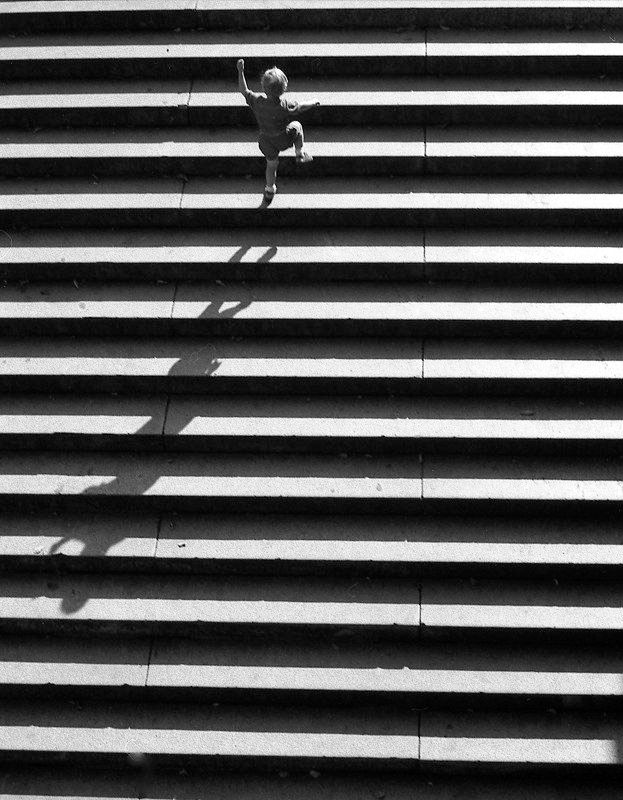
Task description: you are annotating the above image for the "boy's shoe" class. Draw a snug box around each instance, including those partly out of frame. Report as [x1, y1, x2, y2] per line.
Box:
[261, 184, 276, 207]
[295, 150, 313, 164]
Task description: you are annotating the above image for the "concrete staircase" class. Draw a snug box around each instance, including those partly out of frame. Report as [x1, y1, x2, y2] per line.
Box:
[1, 2, 623, 797]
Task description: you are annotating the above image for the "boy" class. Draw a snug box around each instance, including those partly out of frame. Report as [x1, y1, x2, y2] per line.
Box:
[237, 58, 319, 205]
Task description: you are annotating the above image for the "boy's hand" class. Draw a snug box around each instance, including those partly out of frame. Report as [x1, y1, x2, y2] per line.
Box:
[237, 59, 245, 71]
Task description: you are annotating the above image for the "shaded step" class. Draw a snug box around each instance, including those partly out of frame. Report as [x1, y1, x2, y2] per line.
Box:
[0, 510, 159, 564]
[4, 1, 623, 33]
[0, 30, 427, 79]
[420, 578, 623, 640]
[422, 455, 623, 512]
[5, 227, 622, 284]
[4, 634, 623, 708]
[0, 452, 621, 513]
[427, 29, 623, 76]
[0, 697, 421, 768]
[424, 227, 623, 282]
[0, 571, 419, 634]
[420, 710, 623, 768]
[4, 337, 623, 395]
[425, 126, 623, 176]
[0, 450, 423, 512]
[3, 508, 623, 578]
[8, 77, 623, 128]
[0, 336, 425, 394]
[4, 176, 623, 228]
[6, 281, 623, 337]
[2, 29, 623, 80]
[0, 126, 426, 178]
[6, 395, 623, 456]
[162, 395, 623, 454]
[8, 126, 623, 178]
[155, 512, 623, 578]
[423, 338, 623, 395]
[0, 768, 619, 800]
[145, 637, 623, 707]
[0, 395, 167, 450]
[0, 78, 193, 127]
[0, 227, 425, 282]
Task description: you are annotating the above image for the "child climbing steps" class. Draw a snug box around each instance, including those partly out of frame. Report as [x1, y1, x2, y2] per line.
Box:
[237, 58, 319, 206]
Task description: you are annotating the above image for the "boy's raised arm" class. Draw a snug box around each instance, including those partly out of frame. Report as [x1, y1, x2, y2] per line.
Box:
[237, 59, 250, 98]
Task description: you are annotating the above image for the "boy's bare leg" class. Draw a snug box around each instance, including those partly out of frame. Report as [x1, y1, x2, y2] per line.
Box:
[265, 158, 278, 193]
[289, 122, 312, 163]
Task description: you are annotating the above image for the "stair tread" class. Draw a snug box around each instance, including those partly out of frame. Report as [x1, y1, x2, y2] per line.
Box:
[5, 281, 623, 321]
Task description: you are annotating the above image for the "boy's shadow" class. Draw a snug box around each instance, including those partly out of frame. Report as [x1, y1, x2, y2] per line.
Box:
[45, 295, 253, 614]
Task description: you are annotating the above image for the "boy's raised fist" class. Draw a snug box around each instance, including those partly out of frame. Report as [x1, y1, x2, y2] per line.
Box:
[237, 59, 245, 71]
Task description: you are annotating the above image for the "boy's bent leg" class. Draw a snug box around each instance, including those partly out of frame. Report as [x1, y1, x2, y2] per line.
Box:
[287, 121, 304, 151]
[265, 158, 278, 193]
[288, 121, 313, 164]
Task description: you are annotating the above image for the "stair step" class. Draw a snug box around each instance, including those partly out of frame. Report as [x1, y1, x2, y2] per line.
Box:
[2, 29, 622, 79]
[0, 572, 419, 633]
[3, 634, 623, 705]
[4, 281, 623, 337]
[0, 451, 422, 512]
[0, 126, 427, 178]
[0, 768, 618, 800]
[5, 227, 623, 283]
[8, 78, 623, 127]
[423, 455, 623, 510]
[423, 338, 623, 393]
[420, 579, 623, 639]
[2, 509, 622, 577]
[420, 711, 623, 767]
[4, 394, 623, 455]
[0, 30, 427, 79]
[0, 452, 620, 512]
[8, 126, 623, 178]
[2, 507, 622, 576]
[0, 697, 421, 766]
[5, 176, 623, 228]
[0, 336, 426, 393]
[0, 510, 159, 562]
[4, 0, 623, 33]
[0, 227, 424, 281]
[1, 337, 623, 395]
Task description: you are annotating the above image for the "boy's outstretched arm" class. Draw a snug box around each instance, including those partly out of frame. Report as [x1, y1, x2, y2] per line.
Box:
[296, 100, 321, 114]
[237, 58, 250, 98]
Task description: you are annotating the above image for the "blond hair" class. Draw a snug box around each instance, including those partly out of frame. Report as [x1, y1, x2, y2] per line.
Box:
[261, 67, 288, 98]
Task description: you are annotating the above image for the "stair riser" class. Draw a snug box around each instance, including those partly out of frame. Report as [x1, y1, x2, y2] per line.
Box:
[3, 432, 623, 457]
[0, 493, 622, 518]
[3, 209, 623, 229]
[0, 749, 420, 772]
[0, 262, 424, 283]
[5, 8, 623, 33]
[0, 57, 425, 81]
[0, 618, 418, 643]
[2, 318, 622, 338]
[0, 376, 621, 397]
[0, 156, 426, 179]
[2, 261, 620, 285]
[6, 105, 623, 130]
[8, 155, 623, 179]
[2, 56, 620, 82]
[0, 682, 613, 712]
[3, 553, 621, 580]
[426, 56, 623, 77]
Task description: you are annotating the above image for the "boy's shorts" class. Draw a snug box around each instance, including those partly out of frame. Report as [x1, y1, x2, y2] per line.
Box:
[258, 122, 301, 160]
